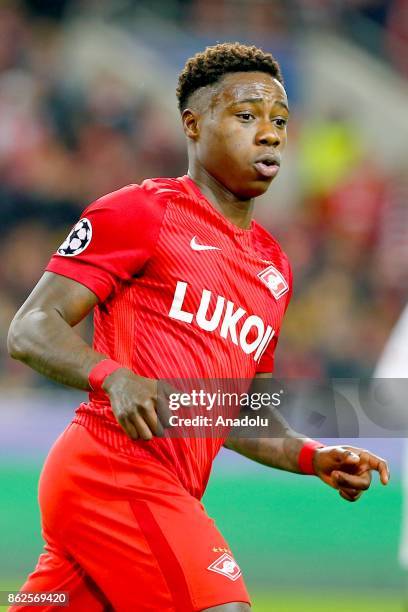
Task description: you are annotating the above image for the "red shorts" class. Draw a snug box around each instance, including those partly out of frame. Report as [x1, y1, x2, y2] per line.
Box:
[10, 423, 250, 611]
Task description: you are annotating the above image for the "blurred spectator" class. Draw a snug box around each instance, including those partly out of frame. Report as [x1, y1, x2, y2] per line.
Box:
[298, 110, 362, 199]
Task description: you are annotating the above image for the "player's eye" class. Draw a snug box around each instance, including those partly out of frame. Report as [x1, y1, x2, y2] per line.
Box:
[274, 118, 288, 128]
[236, 112, 254, 122]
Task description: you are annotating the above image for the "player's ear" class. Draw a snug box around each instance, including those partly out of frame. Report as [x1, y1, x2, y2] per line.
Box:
[182, 108, 200, 140]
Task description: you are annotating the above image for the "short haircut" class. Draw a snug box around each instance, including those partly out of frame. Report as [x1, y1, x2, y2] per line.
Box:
[176, 42, 283, 112]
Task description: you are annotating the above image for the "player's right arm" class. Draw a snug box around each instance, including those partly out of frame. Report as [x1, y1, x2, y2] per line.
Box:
[7, 185, 167, 441]
[7, 272, 158, 441]
[8, 272, 102, 389]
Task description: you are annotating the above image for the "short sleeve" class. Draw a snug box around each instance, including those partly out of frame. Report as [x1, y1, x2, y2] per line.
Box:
[256, 261, 293, 374]
[46, 184, 166, 302]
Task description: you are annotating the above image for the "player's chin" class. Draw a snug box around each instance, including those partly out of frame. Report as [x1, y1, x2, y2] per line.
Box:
[239, 178, 274, 199]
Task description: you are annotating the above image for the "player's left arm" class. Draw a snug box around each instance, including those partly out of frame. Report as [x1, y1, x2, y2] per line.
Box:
[223, 373, 390, 502]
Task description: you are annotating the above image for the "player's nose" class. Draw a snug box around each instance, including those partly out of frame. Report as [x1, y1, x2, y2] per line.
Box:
[255, 124, 281, 148]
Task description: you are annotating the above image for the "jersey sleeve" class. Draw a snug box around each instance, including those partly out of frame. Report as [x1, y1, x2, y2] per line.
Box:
[256, 259, 293, 374]
[46, 184, 165, 302]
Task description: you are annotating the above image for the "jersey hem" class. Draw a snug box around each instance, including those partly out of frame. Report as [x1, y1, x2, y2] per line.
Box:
[46, 261, 110, 302]
[71, 412, 198, 495]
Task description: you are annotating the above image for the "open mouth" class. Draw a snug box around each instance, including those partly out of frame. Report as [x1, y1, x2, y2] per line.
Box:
[253, 159, 280, 178]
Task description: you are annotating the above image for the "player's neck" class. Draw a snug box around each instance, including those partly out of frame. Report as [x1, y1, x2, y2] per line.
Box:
[187, 166, 254, 230]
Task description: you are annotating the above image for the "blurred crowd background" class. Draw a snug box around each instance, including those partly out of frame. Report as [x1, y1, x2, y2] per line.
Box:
[1, 0, 407, 388]
[1, 1, 408, 605]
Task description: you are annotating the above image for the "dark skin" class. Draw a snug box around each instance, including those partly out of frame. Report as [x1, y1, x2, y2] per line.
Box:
[8, 71, 389, 612]
[184, 71, 289, 226]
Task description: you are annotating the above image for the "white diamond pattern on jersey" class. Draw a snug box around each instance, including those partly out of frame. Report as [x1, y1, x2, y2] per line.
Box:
[207, 553, 242, 581]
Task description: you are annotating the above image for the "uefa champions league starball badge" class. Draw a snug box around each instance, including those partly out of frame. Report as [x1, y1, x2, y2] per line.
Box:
[57, 218, 93, 256]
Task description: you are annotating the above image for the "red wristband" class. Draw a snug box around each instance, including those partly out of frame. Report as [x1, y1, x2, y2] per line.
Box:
[88, 359, 122, 392]
[298, 440, 325, 475]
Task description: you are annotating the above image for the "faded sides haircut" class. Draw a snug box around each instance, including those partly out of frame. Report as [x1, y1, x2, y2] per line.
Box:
[176, 42, 283, 112]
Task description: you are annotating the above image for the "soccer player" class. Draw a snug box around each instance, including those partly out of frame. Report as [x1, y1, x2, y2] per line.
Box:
[8, 43, 389, 611]
[374, 304, 408, 590]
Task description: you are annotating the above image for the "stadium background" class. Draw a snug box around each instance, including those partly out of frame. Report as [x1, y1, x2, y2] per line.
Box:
[0, 0, 407, 610]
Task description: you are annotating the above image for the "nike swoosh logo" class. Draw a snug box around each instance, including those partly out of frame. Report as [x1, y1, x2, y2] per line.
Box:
[190, 236, 221, 251]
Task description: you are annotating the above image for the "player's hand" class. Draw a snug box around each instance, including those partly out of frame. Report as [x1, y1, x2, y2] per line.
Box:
[102, 369, 161, 441]
[313, 446, 390, 502]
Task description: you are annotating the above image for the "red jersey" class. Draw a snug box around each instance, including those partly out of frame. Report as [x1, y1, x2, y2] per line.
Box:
[46, 175, 292, 498]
